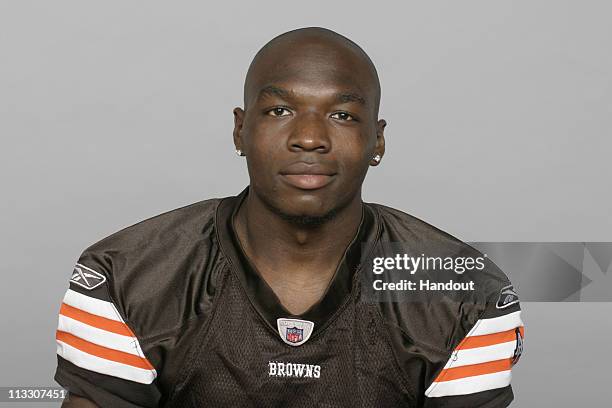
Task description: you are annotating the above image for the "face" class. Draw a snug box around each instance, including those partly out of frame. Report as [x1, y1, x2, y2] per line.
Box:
[233, 40, 385, 221]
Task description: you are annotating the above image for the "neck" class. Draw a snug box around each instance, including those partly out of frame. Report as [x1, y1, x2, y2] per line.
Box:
[234, 188, 363, 283]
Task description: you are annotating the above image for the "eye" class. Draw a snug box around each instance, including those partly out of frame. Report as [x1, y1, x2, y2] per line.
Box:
[267, 107, 292, 117]
[330, 111, 355, 121]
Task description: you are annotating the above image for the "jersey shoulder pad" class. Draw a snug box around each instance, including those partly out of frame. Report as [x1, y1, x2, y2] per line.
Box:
[55, 198, 224, 406]
[369, 204, 523, 406]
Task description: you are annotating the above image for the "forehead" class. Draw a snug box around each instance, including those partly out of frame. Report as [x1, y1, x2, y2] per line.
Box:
[246, 41, 377, 106]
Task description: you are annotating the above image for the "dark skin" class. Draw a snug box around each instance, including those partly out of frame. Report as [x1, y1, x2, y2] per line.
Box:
[233, 28, 386, 314]
[62, 27, 385, 406]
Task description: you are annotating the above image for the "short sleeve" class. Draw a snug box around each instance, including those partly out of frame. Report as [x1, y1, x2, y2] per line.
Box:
[54, 258, 161, 407]
[424, 285, 524, 407]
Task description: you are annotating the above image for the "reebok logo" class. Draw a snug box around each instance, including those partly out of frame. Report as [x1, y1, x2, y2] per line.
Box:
[70, 263, 106, 290]
[496, 284, 519, 309]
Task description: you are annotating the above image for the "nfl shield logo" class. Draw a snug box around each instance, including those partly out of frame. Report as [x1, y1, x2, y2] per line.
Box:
[286, 327, 303, 344]
[277, 318, 314, 347]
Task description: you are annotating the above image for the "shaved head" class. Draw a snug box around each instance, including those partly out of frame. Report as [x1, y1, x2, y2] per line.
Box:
[233, 27, 386, 227]
[243, 27, 381, 117]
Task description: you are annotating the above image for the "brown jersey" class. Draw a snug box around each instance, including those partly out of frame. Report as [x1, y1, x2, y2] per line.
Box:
[54, 187, 523, 407]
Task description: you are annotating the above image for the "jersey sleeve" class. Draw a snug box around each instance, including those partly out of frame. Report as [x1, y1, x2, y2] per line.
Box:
[423, 285, 524, 408]
[54, 254, 161, 407]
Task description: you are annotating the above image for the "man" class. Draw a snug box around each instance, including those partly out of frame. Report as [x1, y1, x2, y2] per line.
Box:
[55, 27, 523, 407]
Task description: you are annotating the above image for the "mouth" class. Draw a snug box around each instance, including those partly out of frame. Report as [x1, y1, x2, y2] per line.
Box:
[280, 174, 335, 190]
[279, 162, 337, 190]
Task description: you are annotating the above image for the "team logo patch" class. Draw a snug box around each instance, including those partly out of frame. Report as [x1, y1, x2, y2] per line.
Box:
[512, 327, 524, 365]
[70, 263, 106, 290]
[496, 284, 519, 309]
[277, 318, 314, 347]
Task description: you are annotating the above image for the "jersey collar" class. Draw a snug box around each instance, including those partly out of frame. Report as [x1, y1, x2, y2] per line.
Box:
[215, 186, 380, 340]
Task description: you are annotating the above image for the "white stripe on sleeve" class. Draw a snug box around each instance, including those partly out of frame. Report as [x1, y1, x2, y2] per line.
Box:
[426, 370, 512, 397]
[442, 341, 517, 369]
[57, 315, 144, 356]
[469, 311, 523, 336]
[57, 340, 156, 384]
[63, 289, 123, 322]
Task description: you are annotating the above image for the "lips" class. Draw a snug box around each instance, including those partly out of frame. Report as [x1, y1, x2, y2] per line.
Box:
[279, 162, 336, 190]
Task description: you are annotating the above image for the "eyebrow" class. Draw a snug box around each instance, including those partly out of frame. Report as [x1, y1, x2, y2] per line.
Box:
[335, 92, 366, 105]
[258, 85, 292, 100]
[257, 85, 367, 105]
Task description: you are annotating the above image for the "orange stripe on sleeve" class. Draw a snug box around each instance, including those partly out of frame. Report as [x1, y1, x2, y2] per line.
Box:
[59, 303, 134, 337]
[457, 326, 524, 350]
[435, 358, 513, 382]
[56, 330, 154, 370]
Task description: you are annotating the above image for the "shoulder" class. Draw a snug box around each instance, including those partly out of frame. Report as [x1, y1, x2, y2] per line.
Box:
[367, 201, 511, 291]
[364, 202, 523, 404]
[365, 201, 517, 351]
[369, 202, 496, 258]
[84, 197, 221, 260]
[74, 197, 225, 338]
[55, 197, 229, 404]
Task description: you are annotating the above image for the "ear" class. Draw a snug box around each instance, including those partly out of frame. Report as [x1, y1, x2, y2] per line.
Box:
[233, 107, 245, 152]
[370, 119, 387, 166]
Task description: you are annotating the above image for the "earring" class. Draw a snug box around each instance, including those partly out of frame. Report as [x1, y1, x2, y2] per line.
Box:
[235, 149, 244, 157]
[372, 154, 381, 164]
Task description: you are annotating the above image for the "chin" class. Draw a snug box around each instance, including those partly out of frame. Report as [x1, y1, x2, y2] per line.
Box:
[269, 196, 338, 226]
[276, 208, 338, 226]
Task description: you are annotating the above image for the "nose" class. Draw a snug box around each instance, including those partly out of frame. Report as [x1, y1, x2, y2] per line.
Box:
[287, 112, 331, 153]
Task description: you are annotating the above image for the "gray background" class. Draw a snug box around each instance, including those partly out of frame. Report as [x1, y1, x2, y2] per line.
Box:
[1, 1, 611, 406]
